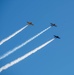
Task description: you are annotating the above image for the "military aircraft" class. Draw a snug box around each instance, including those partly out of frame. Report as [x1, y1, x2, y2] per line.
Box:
[27, 22, 34, 25]
[54, 35, 60, 39]
[50, 23, 57, 27]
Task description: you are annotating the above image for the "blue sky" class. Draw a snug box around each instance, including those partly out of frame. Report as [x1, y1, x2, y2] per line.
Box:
[0, 0, 74, 75]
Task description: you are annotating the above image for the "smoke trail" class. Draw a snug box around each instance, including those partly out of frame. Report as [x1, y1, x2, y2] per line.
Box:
[0, 25, 28, 45]
[0, 38, 55, 72]
[0, 26, 51, 60]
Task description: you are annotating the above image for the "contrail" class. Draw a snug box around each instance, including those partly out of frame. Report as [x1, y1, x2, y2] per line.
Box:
[0, 26, 51, 60]
[0, 25, 28, 45]
[0, 38, 55, 72]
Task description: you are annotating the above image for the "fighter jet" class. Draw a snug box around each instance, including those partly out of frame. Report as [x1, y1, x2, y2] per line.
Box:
[50, 23, 57, 27]
[54, 35, 60, 39]
[27, 22, 34, 25]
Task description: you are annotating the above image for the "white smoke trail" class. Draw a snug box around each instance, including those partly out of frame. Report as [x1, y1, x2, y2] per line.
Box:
[0, 25, 28, 45]
[0, 26, 51, 60]
[0, 38, 55, 72]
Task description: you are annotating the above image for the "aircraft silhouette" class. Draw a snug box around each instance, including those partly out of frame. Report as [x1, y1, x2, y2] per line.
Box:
[50, 23, 57, 27]
[54, 35, 60, 39]
[27, 22, 34, 25]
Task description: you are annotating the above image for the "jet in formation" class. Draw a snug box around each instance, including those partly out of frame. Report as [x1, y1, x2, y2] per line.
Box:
[27, 22, 34, 25]
[50, 23, 57, 27]
[54, 35, 60, 39]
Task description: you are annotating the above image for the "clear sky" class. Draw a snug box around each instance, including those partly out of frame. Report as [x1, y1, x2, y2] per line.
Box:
[0, 0, 74, 75]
